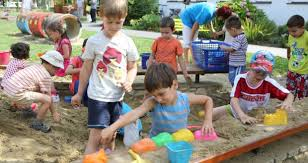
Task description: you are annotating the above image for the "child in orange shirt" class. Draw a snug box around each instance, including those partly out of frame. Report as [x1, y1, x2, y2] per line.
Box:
[148, 17, 192, 83]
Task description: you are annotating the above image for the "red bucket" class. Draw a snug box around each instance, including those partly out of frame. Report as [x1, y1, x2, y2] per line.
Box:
[0, 51, 11, 65]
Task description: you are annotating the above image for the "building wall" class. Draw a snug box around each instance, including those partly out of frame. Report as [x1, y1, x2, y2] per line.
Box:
[159, 0, 308, 25]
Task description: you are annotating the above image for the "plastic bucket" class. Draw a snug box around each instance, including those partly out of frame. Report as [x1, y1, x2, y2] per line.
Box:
[141, 53, 151, 69]
[166, 141, 193, 163]
[0, 51, 11, 65]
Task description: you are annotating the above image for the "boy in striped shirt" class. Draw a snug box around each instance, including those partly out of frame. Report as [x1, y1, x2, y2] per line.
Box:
[220, 16, 248, 86]
[1, 50, 64, 133]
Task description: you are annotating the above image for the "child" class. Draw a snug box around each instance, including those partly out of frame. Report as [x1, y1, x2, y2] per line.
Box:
[212, 5, 235, 44]
[286, 15, 308, 100]
[1, 42, 30, 85]
[100, 63, 214, 145]
[71, 0, 139, 155]
[148, 17, 192, 83]
[213, 50, 294, 124]
[65, 38, 88, 106]
[1, 50, 63, 132]
[46, 21, 72, 77]
[220, 16, 248, 86]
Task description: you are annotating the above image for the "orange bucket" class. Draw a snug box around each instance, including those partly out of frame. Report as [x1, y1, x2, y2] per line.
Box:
[0, 51, 11, 65]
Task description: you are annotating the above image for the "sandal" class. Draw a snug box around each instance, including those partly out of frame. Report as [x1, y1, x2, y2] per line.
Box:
[30, 120, 51, 133]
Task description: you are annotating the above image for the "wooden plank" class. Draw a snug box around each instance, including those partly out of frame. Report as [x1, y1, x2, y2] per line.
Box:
[137, 64, 205, 75]
[198, 122, 308, 163]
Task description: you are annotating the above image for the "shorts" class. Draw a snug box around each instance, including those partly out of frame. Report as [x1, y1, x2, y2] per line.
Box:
[182, 25, 199, 48]
[87, 98, 122, 129]
[3, 90, 42, 106]
[286, 71, 308, 99]
[228, 65, 246, 86]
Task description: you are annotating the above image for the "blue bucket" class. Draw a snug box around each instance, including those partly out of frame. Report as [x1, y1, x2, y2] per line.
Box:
[64, 96, 72, 103]
[166, 141, 193, 163]
[141, 53, 151, 69]
[118, 102, 143, 135]
[16, 15, 31, 34]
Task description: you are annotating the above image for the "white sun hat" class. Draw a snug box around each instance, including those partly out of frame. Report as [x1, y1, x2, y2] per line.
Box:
[40, 50, 64, 69]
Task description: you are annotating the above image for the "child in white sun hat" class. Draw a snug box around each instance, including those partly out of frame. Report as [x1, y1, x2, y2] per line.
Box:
[1, 50, 64, 133]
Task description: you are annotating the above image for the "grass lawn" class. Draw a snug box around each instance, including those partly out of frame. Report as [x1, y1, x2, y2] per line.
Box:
[0, 18, 287, 76]
[0, 19, 153, 61]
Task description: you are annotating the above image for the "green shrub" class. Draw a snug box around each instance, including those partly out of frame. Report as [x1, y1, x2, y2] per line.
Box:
[130, 14, 160, 32]
[126, 0, 158, 25]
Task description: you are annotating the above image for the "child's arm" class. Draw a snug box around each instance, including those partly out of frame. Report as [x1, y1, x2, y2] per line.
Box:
[147, 54, 155, 67]
[188, 93, 214, 135]
[280, 93, 294, 111]
[62, 44, 71, 59]
[178, 55, 192, 83]
[220, 45, 235, 53]
[231, 97, 258, 124]
[101, 98, 155, 145]
[65, 65, 81, 75]
[122, 61, 137, 92]
[71, 59, 93, 106]
[287, 47, 291, 60]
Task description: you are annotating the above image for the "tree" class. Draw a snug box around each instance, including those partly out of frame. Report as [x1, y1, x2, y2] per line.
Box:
[126, 0, 158, 24]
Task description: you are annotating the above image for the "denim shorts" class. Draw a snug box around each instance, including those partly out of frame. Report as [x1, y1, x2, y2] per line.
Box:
[87, 98, 122, 129]
[229, 65, 246, 86]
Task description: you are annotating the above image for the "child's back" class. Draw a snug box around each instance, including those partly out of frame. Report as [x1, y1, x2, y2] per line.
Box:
[1, 42, 30, 84]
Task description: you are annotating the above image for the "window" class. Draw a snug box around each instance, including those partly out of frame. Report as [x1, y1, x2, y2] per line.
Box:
[287, 0, 308, 4]
[250, 0, 272, 4]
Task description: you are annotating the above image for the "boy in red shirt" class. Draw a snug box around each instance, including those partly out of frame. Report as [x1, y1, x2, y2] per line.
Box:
[213, 50, 294, 124]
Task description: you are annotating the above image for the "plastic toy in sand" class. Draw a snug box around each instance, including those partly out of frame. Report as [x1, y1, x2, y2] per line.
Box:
[131, 138, 157, 154]
[128, 149, 150, 163]
[118, 103, 142, 136]
[264, 109, 288, 126]
[151, 132, 174, 147]
[172, 129, 195, 142]
[166, 141, 193, 163]
[83, 149, 107, 163]
[194, 130, 218, 141]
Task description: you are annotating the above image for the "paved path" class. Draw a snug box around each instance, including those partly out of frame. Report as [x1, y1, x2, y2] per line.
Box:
[82, 21, 287, 58]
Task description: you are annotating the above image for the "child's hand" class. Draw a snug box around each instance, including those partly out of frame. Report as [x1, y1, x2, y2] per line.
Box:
[211, 32, 219, 39]
[201, 121, 214, 135]
[184, 75, 192, 86]
[239, 114, 258, 124]
[71, 94, 82, 108]
[53, 112, 61, 123]
[121, 81, 133, 93]
[277, 102, 294, 112]
[219, 45, 227, 50]
[101, 127, 116, 146]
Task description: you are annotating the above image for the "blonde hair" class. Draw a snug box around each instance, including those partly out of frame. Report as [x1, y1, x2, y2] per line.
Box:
[100, 0, 128, 18]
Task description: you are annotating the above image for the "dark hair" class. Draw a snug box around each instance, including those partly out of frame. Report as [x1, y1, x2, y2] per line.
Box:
[225, 16, 241, 29]
[216, 5, 232, 20]
[46, 21, 68, 39]
[287, 15, 305, 28]
[144, 63, 177, 93]
[82, 38, 88, 48]
[10, 42, 30, 59]
[160, 17, 175, 31]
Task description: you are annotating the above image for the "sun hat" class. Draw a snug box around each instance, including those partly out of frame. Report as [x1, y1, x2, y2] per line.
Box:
[40, 50, 64, 69]
[250, 50, 275, 73]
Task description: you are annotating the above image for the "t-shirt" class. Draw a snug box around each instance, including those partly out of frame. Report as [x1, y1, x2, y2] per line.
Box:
[77, 0, 84, 7]
[22, 0, 32, 10]
[229, 33, 248, 66]
[82, 31, 139, 102]
[55, 36, 72, 77]
[2, 64, 52, 96]
[69, 56, 83, 93]
[90, 0, 97, 9]
[179, 2, 216, 28]
[222, 25, 234, 44]
[151, 37, 183, 72]
[287, 30, 308, 74]
[1, 58, 27, 84]
[230, 72, 289, 114]
[149, 92, 190, 137]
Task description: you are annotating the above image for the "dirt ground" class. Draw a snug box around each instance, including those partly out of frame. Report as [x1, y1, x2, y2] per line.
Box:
[1, 71, 308, 163]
